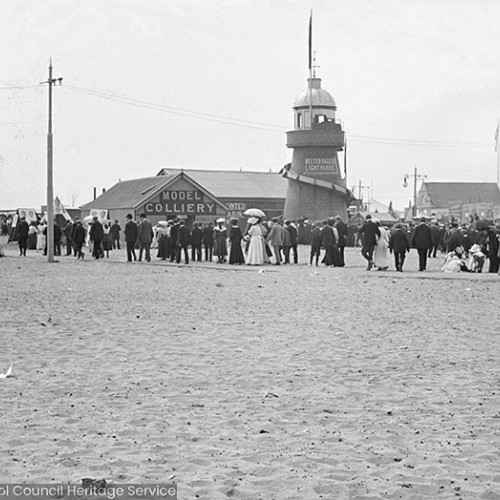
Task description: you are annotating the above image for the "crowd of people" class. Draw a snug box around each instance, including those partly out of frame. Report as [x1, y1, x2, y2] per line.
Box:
[357, 214, 500, 274]
[2, 211, 500, 274]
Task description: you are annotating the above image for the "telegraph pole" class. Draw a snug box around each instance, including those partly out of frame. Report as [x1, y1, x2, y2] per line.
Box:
[353, 180, 369, 213]
[403, 167, 427, 218]
[42, 60, 63, 262]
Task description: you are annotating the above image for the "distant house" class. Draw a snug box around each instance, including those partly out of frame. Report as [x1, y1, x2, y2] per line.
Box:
[417, 182, 500, 222]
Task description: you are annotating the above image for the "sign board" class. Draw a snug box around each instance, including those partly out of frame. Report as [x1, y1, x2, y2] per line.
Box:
[448, 201, 463, 221]
[17, 208, 38, 224]
[304, 157, 340, 175]
[144, 190, 217, 216]
[89, 209, 109, 221]
[226, 202, 247, 219]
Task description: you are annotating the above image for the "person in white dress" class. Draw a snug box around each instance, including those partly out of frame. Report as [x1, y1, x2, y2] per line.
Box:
[246, 217, 264, 265]
[36, 223, 46, 251]
[373, 220, 390, 270]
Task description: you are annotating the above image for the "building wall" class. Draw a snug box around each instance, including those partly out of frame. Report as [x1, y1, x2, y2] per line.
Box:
[283, 179, 348, 221]
[136, 177, 227, 229]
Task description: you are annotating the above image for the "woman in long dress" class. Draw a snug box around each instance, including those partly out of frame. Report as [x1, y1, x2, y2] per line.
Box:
[102, 223, 113, 258]
[213, 219, 228, 263]
[373, 220, 390, 270]
[156, 222, 170, 260]
[28, 223, 38, 250]
[246, 217, 264, 265]
[229, 219, 245, 264]
[37, 223, 46, 251]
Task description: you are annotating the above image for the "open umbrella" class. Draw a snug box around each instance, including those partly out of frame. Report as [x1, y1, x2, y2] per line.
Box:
[243, 208, 266, 218]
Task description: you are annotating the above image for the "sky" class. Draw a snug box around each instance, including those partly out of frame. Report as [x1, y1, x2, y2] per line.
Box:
[1, 0, 499, 211]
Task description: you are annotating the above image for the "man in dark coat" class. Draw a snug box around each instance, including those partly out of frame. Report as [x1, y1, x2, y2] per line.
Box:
[389, 223, 410, 272]
[321, 219, 337, 266]
[190, 222, 203, 262]
[124, 213, 138, 262]
[309, 222, 323, 266]
[177, 219, 191, 264]
[429, 221, 440, 258]
[486, 225, 500, 273]
[137, 213, 153, 262]
[89, 216, 104, 259]
[17, 216, 30, 256]
[169, 219, 180, 263]
[73, 221, 86, 259]
[71, 218, 81, 256]
[446, 222, 462, 253]
[358, 214, 380, 270]
[64, 220, 73, 256]
[202, 222, 214, 261]
[411, 217, 432, 271]
[285, 220, 298, 264]
[334, 215, 348, 267]
[43, 220, 62, 256]
[110, 220, 121, 249]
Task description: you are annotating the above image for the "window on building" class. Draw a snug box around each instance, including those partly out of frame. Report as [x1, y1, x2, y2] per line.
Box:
[297, 113, 302, 128]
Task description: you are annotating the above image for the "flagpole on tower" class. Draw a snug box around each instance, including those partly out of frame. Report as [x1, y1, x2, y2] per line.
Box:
[308, 10, 313, 129]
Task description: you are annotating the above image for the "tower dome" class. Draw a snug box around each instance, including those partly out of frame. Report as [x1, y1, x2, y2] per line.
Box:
[293, 77, 336, 109]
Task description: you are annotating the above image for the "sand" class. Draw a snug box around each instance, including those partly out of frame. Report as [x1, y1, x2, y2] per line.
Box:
[0, 243, 499, 499]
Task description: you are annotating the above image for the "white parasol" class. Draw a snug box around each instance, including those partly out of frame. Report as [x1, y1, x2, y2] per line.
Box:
[243, 208, 266, 218]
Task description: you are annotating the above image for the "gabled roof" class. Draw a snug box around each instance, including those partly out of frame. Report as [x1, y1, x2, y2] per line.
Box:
[421, 182, 500, 207]
[80, 176, 169, 210]
[80, 172, 231, 211]
[157, 168, 287, 199]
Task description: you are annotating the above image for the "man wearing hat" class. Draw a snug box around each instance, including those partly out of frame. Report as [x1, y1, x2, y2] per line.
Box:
[137, 213, 153, 262]
[17, 216, 30, 256]
[177, 219, 191, 264]
[358, 214, 380, 270]
[411, 216, 432, 271]
[486, 224, 500, 273]
[266, 217, 284, 265]
[285, 220, 298, 264]
[334, 215, 348, 267]
[89, 216, 104, 259]
[190, 222, 203, 262]
[124, 213, 138, 262]
[389, 223, 410, 272]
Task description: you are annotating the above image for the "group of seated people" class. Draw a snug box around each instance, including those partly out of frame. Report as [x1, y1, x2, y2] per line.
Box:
[442, 244, 487, 273]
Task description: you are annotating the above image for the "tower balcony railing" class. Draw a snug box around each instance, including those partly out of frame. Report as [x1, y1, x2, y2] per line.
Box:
[286, 127, 345, 148]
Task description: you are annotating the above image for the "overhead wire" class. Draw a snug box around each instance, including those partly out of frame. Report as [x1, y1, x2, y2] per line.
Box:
[1, 81, 495, 148]
[64, 84, 494, 148]
[63, 84, 285, 132]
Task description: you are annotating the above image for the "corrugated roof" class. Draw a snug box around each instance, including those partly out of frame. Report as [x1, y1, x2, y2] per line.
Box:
[80, 169, 288, 210]
[157, 168, 287, 199]
[80, 176, 169, 210]
[422, 182, 500, 207]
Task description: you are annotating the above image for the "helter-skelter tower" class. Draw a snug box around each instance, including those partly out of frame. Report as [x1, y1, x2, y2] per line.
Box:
[282, 17, 353, 221]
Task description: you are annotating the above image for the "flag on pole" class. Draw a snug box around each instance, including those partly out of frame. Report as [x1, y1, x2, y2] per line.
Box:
[495, 120, 499, 152]
[308, 11, 312, 71]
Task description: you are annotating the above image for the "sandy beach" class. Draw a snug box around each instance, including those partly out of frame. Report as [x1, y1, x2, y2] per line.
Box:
[1, 244, 499, 499]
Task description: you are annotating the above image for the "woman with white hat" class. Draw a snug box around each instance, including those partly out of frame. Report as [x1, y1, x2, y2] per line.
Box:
[245, 217, 264, 265]
[213, 218, 228, 264]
